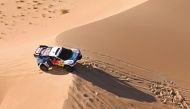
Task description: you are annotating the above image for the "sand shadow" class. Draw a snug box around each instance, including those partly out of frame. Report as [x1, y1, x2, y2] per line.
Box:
[48, 63, 156, 102]
[73, 63, 156, 102]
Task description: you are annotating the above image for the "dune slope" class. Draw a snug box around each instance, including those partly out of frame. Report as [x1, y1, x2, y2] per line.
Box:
[57, 0, 190, 91]
[57, 0, 190, 108]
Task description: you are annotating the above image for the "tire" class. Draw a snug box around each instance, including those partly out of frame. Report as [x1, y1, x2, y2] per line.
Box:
[78, 54, 82, 60]
[64, 65, 74, 72]
[40, 64, 49, 72]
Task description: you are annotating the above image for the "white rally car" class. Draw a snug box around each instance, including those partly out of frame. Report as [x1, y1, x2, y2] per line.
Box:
[34, 45, 82, 71]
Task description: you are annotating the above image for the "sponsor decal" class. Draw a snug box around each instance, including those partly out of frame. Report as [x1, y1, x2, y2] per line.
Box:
[51, 60, 64, 67]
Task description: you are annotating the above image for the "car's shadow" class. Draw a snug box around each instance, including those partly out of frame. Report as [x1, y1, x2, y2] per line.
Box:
[47, 63, 156, 102]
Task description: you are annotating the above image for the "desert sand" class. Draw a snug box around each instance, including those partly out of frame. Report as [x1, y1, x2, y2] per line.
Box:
[0, 0, 190, 109]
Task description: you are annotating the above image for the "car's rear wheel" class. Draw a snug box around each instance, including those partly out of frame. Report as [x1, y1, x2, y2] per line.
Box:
[40, 64, 49, 72]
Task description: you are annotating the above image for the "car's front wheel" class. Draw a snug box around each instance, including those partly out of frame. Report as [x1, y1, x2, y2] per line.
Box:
[40, 64, 49, 72]
[78, 54, 82, 60]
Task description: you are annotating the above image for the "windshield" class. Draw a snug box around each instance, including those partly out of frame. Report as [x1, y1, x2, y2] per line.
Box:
[58, 48, 73, 60]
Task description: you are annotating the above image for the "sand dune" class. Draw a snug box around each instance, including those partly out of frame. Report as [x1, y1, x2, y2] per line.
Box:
[0, 0, 152, 109]
[57, 0, 190, 93]
[57, 0, 190, 108]
[0, 0, 190, 109]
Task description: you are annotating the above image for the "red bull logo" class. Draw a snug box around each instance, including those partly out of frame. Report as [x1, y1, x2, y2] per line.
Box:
[51, 60, 64, 67]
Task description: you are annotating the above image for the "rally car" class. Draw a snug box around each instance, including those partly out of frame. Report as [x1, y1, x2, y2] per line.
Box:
[34, 45, 82, 72]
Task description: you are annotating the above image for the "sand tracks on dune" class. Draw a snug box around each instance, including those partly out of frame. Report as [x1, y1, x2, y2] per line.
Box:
[59, 50, 190, 109]
[43, 47, 190, 109]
